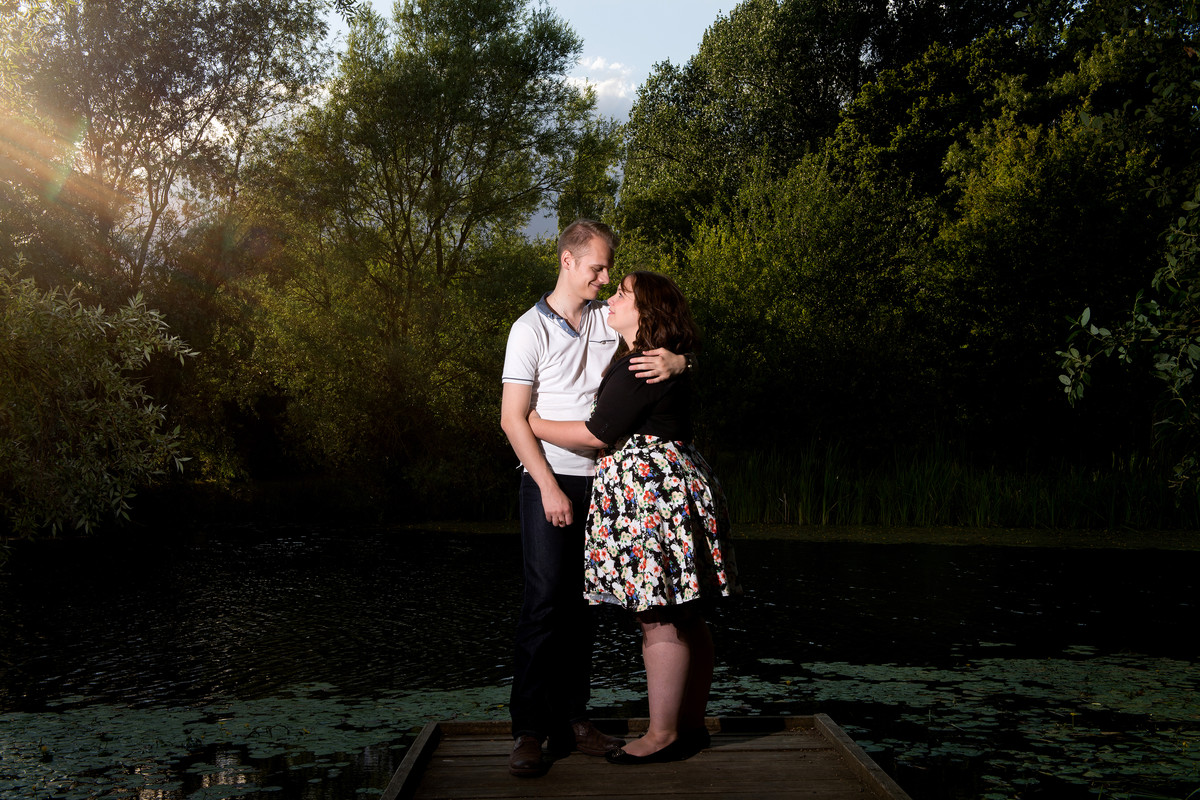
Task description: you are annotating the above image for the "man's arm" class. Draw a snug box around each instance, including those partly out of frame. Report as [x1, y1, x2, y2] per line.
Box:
[627, 347, 690, 384]
[500, 382, 575, 528]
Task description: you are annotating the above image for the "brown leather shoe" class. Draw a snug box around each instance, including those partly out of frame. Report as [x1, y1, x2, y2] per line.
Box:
[508, 735, 546, 777]
[571, 720, 626, 757]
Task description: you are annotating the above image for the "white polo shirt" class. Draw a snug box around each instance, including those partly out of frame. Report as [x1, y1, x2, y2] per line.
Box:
[502, 293, 619, 476]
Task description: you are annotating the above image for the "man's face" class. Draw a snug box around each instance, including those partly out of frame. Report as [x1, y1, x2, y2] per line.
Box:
[563, 236, 612, 300]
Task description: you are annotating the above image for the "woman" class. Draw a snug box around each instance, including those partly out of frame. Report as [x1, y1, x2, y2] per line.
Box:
[529, 270, 740, 765]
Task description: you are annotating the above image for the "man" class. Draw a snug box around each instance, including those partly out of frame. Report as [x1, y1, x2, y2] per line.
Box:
[500, 219, 686, 776]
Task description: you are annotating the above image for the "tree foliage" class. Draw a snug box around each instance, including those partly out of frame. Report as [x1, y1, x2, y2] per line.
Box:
[4, 0, 1200, 527]
[666, 155, 932, 450]
[0, 268, 195, 537]
[223, 0, 600, 507]
[3, 0, 331, 296]
[555, 114, 623, 229]
[624, 0, 1189, 471]
[620, 0, 1022, 243]
[1058, 0, 1200, 488]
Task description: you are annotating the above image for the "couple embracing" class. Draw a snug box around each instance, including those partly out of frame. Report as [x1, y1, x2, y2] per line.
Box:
[500, 219, 741, 777]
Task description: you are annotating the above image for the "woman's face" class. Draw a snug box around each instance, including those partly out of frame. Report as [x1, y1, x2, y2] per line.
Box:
[606, 276, 640, 340]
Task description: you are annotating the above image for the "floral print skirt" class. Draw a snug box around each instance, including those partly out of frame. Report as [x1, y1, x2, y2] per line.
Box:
[584, 435, 740, 612]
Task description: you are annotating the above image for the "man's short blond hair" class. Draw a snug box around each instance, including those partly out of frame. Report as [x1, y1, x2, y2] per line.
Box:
[557, 219, 615, 260]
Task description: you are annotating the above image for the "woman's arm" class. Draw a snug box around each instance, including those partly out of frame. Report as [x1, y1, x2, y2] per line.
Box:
[528, 409, 608, 450]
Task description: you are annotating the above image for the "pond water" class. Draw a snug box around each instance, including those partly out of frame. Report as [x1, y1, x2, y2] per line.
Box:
[0, 525, 1197, 800]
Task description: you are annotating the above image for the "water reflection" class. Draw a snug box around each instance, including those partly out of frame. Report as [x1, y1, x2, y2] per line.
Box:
[0, 528, 528, 710]
[0, 526, 1196, 799]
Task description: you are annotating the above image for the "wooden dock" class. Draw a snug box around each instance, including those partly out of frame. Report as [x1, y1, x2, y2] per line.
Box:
[381, 715, 912, 800]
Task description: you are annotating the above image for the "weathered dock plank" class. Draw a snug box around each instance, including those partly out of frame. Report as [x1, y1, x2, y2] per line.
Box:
[381, 715, 911, 800]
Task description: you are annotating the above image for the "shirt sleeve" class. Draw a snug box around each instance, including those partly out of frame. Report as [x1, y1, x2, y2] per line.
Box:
[585, 366, 669, 445]
[501, 318, 541, 385]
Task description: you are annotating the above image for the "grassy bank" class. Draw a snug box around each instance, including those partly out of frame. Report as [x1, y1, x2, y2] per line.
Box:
[403, 520, 1200, 550]
[713, 443, 1200, 531]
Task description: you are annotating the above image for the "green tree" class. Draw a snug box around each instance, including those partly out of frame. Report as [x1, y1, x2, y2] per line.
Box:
[1, 1, 86, 298]
[0, 268, 196, 537]
[621, 0, 875, 242]
[1, 0, 342, 500]
[828, 32, 1022, 204]
[227, 0, 599, 509]
[673, 155, 933, 451]
[0, 0, 69, 97]
[555, 114, 623, 229]
[620, 0, 1021, 244]
[4, 0, 331, 296]
[621, 0, 1181, 466]
[815, 5, 1190, 458]
[1059, 1, 1200, 487]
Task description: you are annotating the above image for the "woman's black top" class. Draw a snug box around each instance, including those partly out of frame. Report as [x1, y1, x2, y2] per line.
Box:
[585, 352, 693, 446]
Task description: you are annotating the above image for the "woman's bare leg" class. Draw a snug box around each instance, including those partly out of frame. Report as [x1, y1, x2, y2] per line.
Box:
[678, 614, 713, 734]
[621, 615, 688, 756]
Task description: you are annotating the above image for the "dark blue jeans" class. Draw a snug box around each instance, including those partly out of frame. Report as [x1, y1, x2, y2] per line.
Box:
[510, 471, 594, 740]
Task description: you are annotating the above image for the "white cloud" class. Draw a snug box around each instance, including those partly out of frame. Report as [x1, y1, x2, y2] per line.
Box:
[578, 56, 629, 74]
[568, 75, 635, 119]
[569, 56, 637, 119]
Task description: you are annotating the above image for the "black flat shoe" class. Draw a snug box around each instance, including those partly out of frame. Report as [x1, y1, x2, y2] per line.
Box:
[680, 728, 711, 752]
[604, 737, 692, 765]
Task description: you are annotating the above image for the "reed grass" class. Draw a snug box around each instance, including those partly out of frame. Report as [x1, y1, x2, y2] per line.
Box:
[713, 441, 1200, 530]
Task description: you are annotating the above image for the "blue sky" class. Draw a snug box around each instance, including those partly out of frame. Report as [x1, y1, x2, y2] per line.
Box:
[538, 0, 730, 119]
[332, 0, 731, 120]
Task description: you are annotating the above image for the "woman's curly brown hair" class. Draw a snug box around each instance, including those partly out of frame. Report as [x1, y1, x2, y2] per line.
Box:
[616, 271, 701, 358]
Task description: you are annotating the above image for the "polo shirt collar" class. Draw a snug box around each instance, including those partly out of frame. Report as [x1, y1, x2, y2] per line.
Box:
[536, 292, 594, 338]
